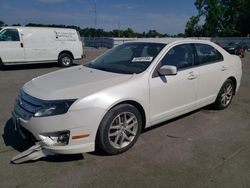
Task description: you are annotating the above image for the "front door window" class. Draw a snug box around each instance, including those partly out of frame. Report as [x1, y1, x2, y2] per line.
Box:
[0, 29, 20, 41]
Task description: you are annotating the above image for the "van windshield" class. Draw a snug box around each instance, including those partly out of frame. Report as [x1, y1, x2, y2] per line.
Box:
[85, 42, 166, 74]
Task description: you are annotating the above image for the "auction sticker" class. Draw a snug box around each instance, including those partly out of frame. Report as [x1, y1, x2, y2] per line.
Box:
[132, 57, 153, 62]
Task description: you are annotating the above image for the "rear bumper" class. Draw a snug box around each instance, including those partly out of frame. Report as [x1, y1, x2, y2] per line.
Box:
[75, 54, 85, 60]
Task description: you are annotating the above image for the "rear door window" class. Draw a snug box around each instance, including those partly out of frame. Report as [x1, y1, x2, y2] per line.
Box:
[194, 44, 223, 65]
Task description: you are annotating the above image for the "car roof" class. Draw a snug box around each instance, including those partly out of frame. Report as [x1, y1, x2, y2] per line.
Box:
[131, 38, 214, 45]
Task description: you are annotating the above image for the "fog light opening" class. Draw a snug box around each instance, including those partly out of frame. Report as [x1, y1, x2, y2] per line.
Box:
[57, 131, 70, 145]
[39, 130, 70, 146]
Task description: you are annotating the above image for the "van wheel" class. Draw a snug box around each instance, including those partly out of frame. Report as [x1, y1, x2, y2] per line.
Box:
[0, 59, 4, 69]
[96, 104, 142, 155]
[58, 53, 73, 67]
[213, 79, 235, 110]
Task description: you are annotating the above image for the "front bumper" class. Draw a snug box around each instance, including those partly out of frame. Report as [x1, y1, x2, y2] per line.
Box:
[12, 93, 106, 154]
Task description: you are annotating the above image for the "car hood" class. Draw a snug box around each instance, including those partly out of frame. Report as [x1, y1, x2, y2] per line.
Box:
[23, 66, 133, 100]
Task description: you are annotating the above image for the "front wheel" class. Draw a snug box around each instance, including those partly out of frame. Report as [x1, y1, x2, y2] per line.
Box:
[58, 53, 73, 67]
[96, 104, 142, 155]
[213, 79, 235, 110]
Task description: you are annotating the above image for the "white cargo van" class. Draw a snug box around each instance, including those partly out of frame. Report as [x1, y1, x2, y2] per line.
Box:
[0, 27, 84, 67]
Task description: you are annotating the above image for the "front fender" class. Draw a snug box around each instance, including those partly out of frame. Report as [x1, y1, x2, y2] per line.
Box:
[70, 75, 150, 127]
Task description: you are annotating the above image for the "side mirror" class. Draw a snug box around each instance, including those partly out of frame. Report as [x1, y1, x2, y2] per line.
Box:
[158, 65, 177, 76]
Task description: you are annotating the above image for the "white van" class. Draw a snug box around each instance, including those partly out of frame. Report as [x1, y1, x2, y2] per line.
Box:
[0, 27, 84, 67]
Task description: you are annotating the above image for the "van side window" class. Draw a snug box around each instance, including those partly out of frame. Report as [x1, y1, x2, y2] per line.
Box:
[195, 44, 223, 64]
[0, 29, 20, 42]
[161, 44, 193, 70]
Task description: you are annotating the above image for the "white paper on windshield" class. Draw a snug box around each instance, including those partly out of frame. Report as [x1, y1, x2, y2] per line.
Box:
[132, 57, 153, 62]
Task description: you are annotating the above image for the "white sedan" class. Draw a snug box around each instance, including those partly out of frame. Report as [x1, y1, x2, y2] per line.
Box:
[12, 39, 242, 156]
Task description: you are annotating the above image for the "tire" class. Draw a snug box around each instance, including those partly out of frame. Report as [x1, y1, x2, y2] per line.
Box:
[58, 53, 73, 67]
[242, 51, 245, 58]
[0, 58, 4, 69]
[213, 79, 235, 110]
[96, 104, 142, 155]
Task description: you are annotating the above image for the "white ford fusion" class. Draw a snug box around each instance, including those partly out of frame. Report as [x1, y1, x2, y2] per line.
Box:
[12, 39, 242, 156]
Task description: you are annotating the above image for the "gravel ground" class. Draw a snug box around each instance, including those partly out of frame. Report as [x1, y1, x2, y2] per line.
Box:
[0, 49, 249, 188]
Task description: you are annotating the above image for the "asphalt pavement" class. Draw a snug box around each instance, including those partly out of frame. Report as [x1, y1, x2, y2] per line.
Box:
[0, 49, 249, 188]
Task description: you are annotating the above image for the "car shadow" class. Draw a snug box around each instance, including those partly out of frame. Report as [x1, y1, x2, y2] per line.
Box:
[2, 118, 34, 152]
[142, 108, 202, 133]
[2, 118, 84, 163]
[90, 105, 218, 157]
[90, 107, 213, 157]
[142, 105, 217, 133]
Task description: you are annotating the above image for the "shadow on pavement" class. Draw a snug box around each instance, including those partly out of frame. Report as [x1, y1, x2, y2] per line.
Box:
[2, 118, 84, 163]
[90, 108, 205, 157]
[2, 118, 34, 152]
[142, 108, 202, 133]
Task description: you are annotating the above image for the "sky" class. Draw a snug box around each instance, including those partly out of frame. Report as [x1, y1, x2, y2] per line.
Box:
[0, 0, 197, 34]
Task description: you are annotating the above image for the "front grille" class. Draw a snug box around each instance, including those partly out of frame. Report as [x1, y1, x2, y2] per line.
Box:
[14, 90, 44, 120]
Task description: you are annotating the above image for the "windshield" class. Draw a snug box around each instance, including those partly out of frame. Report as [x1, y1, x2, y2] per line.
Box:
[85, 42, 166, 74]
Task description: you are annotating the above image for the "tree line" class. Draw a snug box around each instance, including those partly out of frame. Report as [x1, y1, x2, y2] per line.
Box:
[185, 0, 250, 37]
[0, 20, 184, 38]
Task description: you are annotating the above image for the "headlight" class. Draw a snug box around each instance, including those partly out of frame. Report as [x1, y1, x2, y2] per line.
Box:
[34, 99, 76, 117]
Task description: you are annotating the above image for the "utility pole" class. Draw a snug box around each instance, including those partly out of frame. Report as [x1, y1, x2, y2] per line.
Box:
[94, 0, 97, 29]
[118, 21, 121, 37]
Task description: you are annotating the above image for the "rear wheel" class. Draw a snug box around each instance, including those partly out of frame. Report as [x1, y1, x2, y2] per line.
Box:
[96, 104, 142, 155]
[213, 79, 235, 110]
[241, 50, 245, 58]
[58, 53, 73, 67]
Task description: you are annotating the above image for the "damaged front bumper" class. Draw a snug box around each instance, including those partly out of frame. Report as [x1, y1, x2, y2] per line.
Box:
[11, 142, 54, 164]
[11, 112, 95, 163]
[10, 91, 105, 163]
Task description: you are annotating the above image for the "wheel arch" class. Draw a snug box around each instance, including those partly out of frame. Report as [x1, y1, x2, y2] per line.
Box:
[58, 50, 74, 60]
[227, 76, 237, 95]
[105, 100, 147, 132]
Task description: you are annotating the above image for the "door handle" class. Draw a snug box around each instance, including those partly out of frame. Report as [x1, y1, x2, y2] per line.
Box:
[187, 72, 197, 80]
[20, 43, 24, 48]
[221, 66, 227, 71]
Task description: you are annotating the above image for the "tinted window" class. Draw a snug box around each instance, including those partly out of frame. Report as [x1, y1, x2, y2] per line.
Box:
[161, 44, 193, 70]
[85, 42, 165, 74]
[0, 29, 20, 41]
[195, 44, 223, 64]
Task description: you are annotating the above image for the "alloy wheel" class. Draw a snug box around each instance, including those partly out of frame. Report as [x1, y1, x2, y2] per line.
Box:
[221, 82, 233, 107]
[108, 112, 138, 149]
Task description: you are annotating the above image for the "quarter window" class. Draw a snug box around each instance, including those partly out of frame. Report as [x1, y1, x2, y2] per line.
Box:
[195, 44, 223, 64]
[0, 29, 20, 41]
[161, 44, 193, 70]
